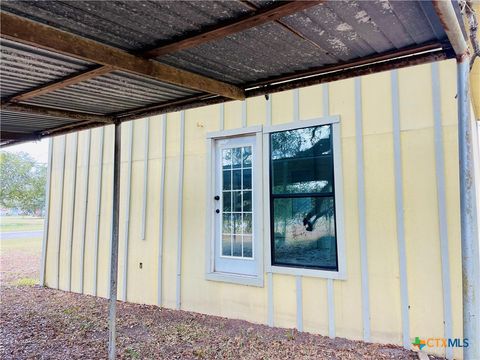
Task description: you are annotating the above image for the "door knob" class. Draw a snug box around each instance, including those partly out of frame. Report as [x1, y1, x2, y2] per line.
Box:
[214, 195, 220, 200]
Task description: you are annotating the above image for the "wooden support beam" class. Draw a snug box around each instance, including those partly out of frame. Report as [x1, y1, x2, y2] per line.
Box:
[1, 103, 114, 123]
[0, 12, 245, 100]
[141, 1, 323, 58]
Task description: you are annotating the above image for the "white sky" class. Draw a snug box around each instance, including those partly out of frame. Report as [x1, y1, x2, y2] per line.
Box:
[3, 139, 50, 164]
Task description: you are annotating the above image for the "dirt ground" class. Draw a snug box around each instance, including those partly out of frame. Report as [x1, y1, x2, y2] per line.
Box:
[0, 243, 429, 359]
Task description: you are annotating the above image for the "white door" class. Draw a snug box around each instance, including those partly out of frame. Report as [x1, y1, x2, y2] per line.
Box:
[214, 135, 258, 276]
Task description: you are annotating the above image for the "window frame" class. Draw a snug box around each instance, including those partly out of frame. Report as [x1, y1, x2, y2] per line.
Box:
[263, 116, 346, 280]
[205, 125, 264, 287]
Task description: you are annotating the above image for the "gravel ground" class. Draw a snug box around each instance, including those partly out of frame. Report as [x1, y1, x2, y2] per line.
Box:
[0, 246, 430, 359]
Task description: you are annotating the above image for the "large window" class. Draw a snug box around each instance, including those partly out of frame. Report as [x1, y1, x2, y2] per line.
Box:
[269, 124, 338, 270]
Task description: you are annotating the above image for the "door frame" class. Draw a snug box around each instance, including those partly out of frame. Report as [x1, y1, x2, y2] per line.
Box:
[205, 125, 264, 287]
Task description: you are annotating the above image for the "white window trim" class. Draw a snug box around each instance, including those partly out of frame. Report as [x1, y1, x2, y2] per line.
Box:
[263, 116, 347, 280]
[205, 125, 264, 287]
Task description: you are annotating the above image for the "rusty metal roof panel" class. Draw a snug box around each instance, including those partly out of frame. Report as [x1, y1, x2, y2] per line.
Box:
[0, 39, 92, 99]
[0, 0, 251, 52]
[23, 71, 202, 115]
[0, 0, 462, 145]
[157, 0, 452, 86]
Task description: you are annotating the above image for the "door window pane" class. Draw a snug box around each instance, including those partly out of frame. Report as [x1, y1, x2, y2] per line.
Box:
[222, 235, 232, 256]
[222, 192, 231, 212]
[220, 144, 254, 259]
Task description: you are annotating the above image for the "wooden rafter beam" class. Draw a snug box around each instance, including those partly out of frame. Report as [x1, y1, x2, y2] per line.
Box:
[141, 1, 323, 58]
[0, 12, 245, 100]
[1, 103, 114, 123]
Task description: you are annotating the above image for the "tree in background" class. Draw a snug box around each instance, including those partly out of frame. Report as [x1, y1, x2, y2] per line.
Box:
[0, 151, 47, 216]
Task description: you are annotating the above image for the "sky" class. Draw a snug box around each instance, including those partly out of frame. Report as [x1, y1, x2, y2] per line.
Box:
[2, 139, 50, 164]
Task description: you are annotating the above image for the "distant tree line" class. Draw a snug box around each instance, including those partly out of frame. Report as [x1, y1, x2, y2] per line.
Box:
[0, 151, 47, 216]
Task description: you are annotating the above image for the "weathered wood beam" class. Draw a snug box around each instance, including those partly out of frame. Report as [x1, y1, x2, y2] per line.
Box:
[6, 65, 114, 103]
[1, 103, 114, 123]
[0, 12, 245, 100]
[141, 1, 323, 58]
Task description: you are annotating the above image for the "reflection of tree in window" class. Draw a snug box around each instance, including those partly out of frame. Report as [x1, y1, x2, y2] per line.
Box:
[270, 125, 337, 270]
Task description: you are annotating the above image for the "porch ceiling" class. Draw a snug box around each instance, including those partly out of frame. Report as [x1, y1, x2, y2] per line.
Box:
[0, 0, 464, 146]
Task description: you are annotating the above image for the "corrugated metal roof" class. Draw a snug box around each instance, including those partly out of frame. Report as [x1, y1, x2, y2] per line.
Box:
[160, 0, 450, 85]
[1, 111, 76, 134]
[0, 39, 92, 99]
[24, 71, 202, 115]
[0, 0, 251, 51]
[0, 0, 462, 145]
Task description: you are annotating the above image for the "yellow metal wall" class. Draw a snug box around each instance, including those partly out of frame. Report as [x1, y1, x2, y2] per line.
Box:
[45, 60, 467, 358]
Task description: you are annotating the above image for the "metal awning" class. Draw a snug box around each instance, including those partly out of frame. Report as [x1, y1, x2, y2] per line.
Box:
[0, 0, 465, 146]
[1, 2, 478, 360]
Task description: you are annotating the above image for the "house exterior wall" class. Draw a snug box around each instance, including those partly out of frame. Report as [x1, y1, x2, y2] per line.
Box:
[43, 59, 468, 358]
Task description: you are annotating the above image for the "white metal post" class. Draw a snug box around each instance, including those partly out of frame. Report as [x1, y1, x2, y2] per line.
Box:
[457, 57, 480, 360]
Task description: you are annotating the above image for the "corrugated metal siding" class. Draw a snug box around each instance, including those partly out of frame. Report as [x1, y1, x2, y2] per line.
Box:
[25, 71, 202, 115]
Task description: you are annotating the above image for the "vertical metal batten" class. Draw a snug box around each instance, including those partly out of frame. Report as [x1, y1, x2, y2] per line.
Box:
[431, 63, 453, 360]
[391, 70, 410, 349]
[157, 115, 167, 306]
[67, 133, 78, 292]
[267, 272, 274, 326]
[141, 118, 150, 240]
[266, 94, 273, 327]
[355, 78, 371, 341]
[293, 89, 300, 122]
[108, 122, 121, 360]
[92, 128, 104, 296]
[266, 95, 272, 126]
[242, 100, 247, 127]
[457, 57, 480, 360]
[219, 103, 225, 130]
[40, 139, 53, 286]
[121, 122, 133, 302]
[176, 111, 185, 310]
[295, 275, 303, 331]
[323, 83, 335, 339]
[78, 131, 91, 294]
[55, 136, 66, 289]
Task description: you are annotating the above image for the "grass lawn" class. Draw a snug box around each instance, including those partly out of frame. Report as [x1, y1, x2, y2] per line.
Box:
[0, 216, 44, 232]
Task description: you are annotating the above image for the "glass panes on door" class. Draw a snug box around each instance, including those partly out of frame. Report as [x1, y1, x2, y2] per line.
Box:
[221, 146, 253, 258]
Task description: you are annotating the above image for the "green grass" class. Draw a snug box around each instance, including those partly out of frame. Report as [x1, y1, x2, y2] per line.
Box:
[0, 216, 44, 232]
[0, 237, 42, 253]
